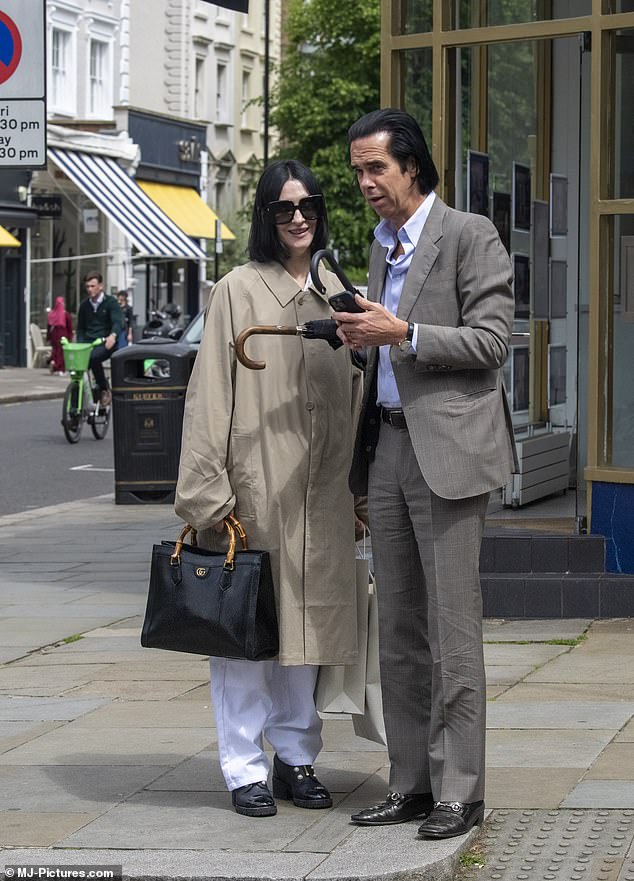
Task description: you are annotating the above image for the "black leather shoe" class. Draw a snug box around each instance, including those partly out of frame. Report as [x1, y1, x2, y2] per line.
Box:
[351, 791, 435, 826]
[272, 755, 333, 808]
[417, 800, 485, 838]
[231, 781, 277, 817]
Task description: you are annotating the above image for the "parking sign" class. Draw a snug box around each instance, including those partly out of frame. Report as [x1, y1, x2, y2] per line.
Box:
[0, 0, 46, 167]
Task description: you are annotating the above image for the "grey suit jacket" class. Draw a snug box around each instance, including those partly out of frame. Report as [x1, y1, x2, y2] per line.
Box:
[350, 196, 517, 501]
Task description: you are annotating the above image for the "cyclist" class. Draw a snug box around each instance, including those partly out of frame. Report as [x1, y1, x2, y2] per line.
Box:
[76, 270, 123, 407]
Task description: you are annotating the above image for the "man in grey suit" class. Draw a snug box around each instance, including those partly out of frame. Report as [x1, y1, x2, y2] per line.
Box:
[336, 109, 516, 839]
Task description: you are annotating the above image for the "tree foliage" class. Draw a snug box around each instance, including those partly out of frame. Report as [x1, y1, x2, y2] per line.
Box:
[270, 0, 380, 279]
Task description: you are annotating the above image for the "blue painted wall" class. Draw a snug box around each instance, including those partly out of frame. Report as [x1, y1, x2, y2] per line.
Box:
[591, 482, 634, 573]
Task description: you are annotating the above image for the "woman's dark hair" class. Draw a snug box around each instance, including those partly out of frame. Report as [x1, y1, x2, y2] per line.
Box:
[248, 159, 329, 264]
[347, 108, 439, 195]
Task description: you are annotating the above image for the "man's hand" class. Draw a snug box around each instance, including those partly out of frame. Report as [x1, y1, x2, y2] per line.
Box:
[335, 295, 409, 349]
[104, 333, 117, 351]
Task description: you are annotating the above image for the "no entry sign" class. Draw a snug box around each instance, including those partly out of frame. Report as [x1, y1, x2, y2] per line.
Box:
[0, 0, 45, 168]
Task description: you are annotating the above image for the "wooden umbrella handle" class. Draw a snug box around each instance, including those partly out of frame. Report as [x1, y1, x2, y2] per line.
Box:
[234, 325, 301, 370]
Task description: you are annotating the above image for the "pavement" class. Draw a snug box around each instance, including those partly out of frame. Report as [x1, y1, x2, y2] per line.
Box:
[1, 368, 634, 881]
[0, 366, 68, 405]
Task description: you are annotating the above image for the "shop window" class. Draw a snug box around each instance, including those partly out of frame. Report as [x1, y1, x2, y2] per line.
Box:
[400, 48, 433, 147]
[603, 213, 634, 468]
[89, 40, 112, 118]
[451, 0, 591, 29]
[396, 0, 433, 34]
[611, 29, 634, 199]
[50, 28, 76, 115]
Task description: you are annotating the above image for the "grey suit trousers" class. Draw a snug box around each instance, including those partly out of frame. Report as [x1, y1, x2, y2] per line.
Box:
[368, 421, 489, 803]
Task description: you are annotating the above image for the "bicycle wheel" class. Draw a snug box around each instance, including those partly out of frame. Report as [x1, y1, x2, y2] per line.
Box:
[61, 383, 83, 443]
[91, 401, 110, 440]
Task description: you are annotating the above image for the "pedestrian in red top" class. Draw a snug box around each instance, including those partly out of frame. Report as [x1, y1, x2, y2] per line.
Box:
[47, 296, 73, 374]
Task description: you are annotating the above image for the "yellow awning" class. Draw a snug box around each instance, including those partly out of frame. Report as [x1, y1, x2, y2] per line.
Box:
[138, 182, 235, 241]
[0, 225, 20, 248]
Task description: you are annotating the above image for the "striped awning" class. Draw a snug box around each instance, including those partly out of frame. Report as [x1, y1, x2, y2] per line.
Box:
[48, 148, 207, 260]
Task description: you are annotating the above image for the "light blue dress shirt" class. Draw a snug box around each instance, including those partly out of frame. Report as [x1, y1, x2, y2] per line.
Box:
[375, 191, 436, 407]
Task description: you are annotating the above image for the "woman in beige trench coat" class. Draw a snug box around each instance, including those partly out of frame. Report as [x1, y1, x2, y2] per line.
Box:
[175, 160, 362, 818]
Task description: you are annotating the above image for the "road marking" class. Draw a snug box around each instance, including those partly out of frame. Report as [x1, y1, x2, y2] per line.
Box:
[70, 464, 115, 472]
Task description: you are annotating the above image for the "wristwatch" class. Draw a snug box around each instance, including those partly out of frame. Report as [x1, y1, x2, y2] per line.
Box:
[397, 322, 415, 353]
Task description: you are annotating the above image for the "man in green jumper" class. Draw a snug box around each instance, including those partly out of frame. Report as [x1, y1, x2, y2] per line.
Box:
[76, 271, 123, 407]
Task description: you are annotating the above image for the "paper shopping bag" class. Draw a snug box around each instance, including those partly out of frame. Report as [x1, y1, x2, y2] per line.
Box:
[314, 558, 370, 716]
[351, 577, 387, 746]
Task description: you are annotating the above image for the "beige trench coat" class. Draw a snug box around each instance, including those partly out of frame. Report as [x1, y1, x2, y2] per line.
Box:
[175, 260, 362, 666]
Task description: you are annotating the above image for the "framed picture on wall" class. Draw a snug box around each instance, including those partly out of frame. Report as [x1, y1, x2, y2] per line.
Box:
[512, 346, 530, 413]
[492, 192, 511, 253]
[467, 151, 489, 217]
[550, 259, 568, 319]
[550, 174, 568, 237]
[512, 253, 530, 320]
[548, 345, 567, 406]
[513, 162, 531, 231]
[531, 200, 550, 320]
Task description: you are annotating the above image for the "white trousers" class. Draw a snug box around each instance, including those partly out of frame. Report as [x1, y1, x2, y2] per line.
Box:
[209, 657, 323, 791]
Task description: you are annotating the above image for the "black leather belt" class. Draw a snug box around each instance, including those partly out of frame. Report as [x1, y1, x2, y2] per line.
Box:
[380, 407, 407, 430]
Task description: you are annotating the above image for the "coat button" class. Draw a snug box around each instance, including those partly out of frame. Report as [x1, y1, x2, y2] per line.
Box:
[306, 401, 314, 410]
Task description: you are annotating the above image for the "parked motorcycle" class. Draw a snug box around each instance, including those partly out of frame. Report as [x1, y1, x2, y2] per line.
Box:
[141, 303, 185, 340]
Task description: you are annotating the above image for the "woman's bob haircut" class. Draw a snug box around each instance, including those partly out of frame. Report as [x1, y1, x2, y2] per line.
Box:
[248, 159, 329, 264]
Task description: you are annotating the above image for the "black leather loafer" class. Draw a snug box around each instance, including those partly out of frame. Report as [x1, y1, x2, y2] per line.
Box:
[417, 800, 485, 838]
[351, 791, 435, 826]
[272, 755, 332, 808]
[231, 781, 277, 817]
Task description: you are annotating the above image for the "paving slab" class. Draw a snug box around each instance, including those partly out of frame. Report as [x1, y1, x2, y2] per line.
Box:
[483, 644, 568, 665]
[0, 848, 328, 881]
[65, 680, 206, 700]
[0, 618, 111, 646]
[484, 767, 583, 808]
[585, 743, 634, 779]
[0, 726, 214, 765]
[0, 696, 110, 721]
[60, 790, 347, 851]
[492, 681, 634, 702]
[483, 619, 591, 641]
[486, 700, 634, 729]
[527, 652, 634, 683]
[486, 729, 615, 767]
[0, 720, 64, 753]
[0, 810, 100, 846]
[561, 780, 634, 808]
[0, 764, 168, 810]
[0, 665, 111, 693]
[64, 700, 213, 729]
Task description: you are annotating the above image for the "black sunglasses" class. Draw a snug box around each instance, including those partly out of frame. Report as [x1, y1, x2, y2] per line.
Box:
[265, 194, 324, 225]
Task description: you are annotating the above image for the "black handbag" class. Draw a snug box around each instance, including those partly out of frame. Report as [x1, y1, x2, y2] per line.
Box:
[141, 515, 279, 660]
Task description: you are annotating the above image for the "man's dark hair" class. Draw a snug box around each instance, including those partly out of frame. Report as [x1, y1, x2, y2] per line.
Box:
[348, 108, 439, 195]
[248, 159, 328, 264]
[84, 270, 103, 285]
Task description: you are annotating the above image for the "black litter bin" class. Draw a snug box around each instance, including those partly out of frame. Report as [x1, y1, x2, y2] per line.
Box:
[111, 343, 197, 504]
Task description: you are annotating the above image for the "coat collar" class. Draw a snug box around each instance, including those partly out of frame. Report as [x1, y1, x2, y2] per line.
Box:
[252, 259, 327, 308]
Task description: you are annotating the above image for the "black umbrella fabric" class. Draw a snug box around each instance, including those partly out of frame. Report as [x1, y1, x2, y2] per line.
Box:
[200, 0, 249, 11]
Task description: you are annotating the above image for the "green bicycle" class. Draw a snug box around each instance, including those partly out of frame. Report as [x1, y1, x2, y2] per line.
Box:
[60, 337, 111, 444]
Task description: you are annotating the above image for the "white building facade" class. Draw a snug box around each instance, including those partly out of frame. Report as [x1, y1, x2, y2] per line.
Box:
[24, 0, 279, 357]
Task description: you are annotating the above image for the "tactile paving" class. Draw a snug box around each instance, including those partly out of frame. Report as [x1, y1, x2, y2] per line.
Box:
[464, 810, 634, 881]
